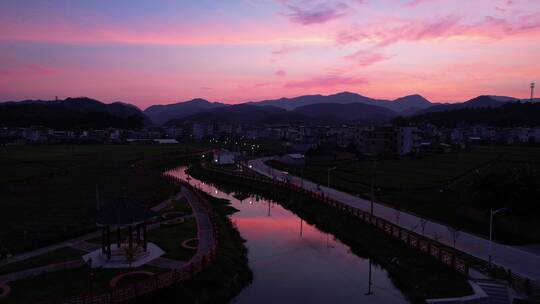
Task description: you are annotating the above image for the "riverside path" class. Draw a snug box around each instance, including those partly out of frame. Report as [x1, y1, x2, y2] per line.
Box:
[248, 157, 540, 282]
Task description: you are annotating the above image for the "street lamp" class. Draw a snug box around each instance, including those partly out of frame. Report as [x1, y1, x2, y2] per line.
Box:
[488, 207, 508, 266]
[327, 166, 337, 188]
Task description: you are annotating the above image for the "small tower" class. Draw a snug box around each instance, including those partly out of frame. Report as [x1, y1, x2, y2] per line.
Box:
[531, 82, 536, 102]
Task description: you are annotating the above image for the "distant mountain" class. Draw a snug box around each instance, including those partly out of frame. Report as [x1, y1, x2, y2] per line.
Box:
[418, 95, 509, 114]
[489, 96, 520, 102]
[144, 98, 226, 125]
[389, 94, 433, 112]
[292, 102, 397, 123]
[0, 97, 149, 129]
[166, 101, 398, 126]
[395, 102, 540, 127]
[165, 104, 292, 125]
[249, 92, 433, 113]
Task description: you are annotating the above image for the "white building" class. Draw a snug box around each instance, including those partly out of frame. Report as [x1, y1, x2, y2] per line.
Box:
[397, 127, 420, 155]
[516, 128, 540, 143]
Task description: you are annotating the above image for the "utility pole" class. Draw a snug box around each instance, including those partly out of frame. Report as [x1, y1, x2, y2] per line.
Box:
[370, 161, 376, 216]
[365, 258, 373, 296]
[489, 208, 508, 266]
[327, 167, 336, 188]
[531, 82, 536, 102]
[95, 184, 100, 211]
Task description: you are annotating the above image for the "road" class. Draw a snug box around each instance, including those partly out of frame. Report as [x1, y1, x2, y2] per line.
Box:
[248, 157, 540, 282]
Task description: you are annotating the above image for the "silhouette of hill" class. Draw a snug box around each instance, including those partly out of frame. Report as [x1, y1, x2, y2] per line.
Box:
[418, 95, 509, 114]
[389, 94, 433, 112]
[292, 102, 398, 123]
[144, 98, 226, 125]
[249, 91, 434, 113]
[166, 101, 398, 126]
[395, 102, 540, 127]
[0, 97, 148, 129]
[165, 104, 294, 125]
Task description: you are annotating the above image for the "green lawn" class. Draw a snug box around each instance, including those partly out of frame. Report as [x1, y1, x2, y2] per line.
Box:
[268, 145, 540, 244]
[4, 182, 252, 304]
[0, 144, 207, 254]
[4, 265, 167, 304]
[0, 247, 85, 276]
[149, 218, 198, 261]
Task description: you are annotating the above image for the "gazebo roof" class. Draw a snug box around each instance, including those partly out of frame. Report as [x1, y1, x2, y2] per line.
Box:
[96, 200, 156, 226]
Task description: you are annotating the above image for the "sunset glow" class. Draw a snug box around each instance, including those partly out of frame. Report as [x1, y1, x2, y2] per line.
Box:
[1, 0, 539, 107]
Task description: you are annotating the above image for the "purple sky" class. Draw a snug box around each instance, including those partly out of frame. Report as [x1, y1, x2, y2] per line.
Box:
[1, 0, 539, 108]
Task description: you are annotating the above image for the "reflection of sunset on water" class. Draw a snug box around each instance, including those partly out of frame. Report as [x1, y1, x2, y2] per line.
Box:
[166, 167, 408, 304]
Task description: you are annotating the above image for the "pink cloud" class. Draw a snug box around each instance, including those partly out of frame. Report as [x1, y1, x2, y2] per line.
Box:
[345, 50, 391, 66]
[275, 70, 287, 77]
[337, 12, 540, 47]
[282, 1, 350, 25]
[405, 0, 430, 7]
[0, 63, 58, 84]
[284, 75, 368, 89]
[272, 45, 303, 55]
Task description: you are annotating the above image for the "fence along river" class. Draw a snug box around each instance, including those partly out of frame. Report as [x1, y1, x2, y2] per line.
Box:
[168, 166, 408, 304]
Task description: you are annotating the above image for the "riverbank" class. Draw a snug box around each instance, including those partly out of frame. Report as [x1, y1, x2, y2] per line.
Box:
[266, 145, 540, 245]
[132, 190, 253, 304]
[187, 164, 472, 303]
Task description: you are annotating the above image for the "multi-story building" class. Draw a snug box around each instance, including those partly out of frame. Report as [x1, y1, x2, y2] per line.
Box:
[397, 127, 420, 155]
[354, 125, 397, 156]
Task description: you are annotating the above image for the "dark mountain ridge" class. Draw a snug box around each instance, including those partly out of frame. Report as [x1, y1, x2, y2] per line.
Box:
[249, 91, 433, 113]
[0, 97, 149, 129]
[395, 101, 540, 128]
[144, 98, 226, 125]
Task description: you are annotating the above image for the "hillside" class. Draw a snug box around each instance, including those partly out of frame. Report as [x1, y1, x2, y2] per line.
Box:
[395, 102, 540, 127]
[0, 97, 148, 129]
[165, 104, 292, 125]
[144, 98, 226, 125]
[166, 101, 398, 126]
[292, 102, 398, 123]
[418, 95, 509, 114]
[250, 91, 433, 112]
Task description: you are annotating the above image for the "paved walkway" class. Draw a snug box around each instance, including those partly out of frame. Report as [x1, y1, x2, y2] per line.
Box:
[181, 185, 215, 263]
[70, 241, 101, 253]
[248, 157, 540, 282]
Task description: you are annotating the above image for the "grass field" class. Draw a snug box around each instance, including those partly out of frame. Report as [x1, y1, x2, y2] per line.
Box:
[1, 191, 251, 304]
[149, 218, 198, 261]
[4, 265, 167, 304]
[268, 145, 540, 244]
[0, 247, 85, 275]
[0, 144, 206, 254]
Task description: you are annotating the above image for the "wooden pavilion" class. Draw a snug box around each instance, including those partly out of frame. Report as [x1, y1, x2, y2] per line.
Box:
[96, 200, 156, 260]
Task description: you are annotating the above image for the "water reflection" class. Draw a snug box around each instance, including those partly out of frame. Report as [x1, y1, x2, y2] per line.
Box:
[166, 167, 409, 304]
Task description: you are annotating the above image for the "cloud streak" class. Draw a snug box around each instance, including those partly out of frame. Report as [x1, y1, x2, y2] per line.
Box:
[338, 12, 540, 47]
[282, 0, 350, 25]
[284, 75, 368, 89]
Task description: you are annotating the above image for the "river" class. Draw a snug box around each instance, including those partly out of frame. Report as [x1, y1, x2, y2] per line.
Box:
[167, 167, 409, 304]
